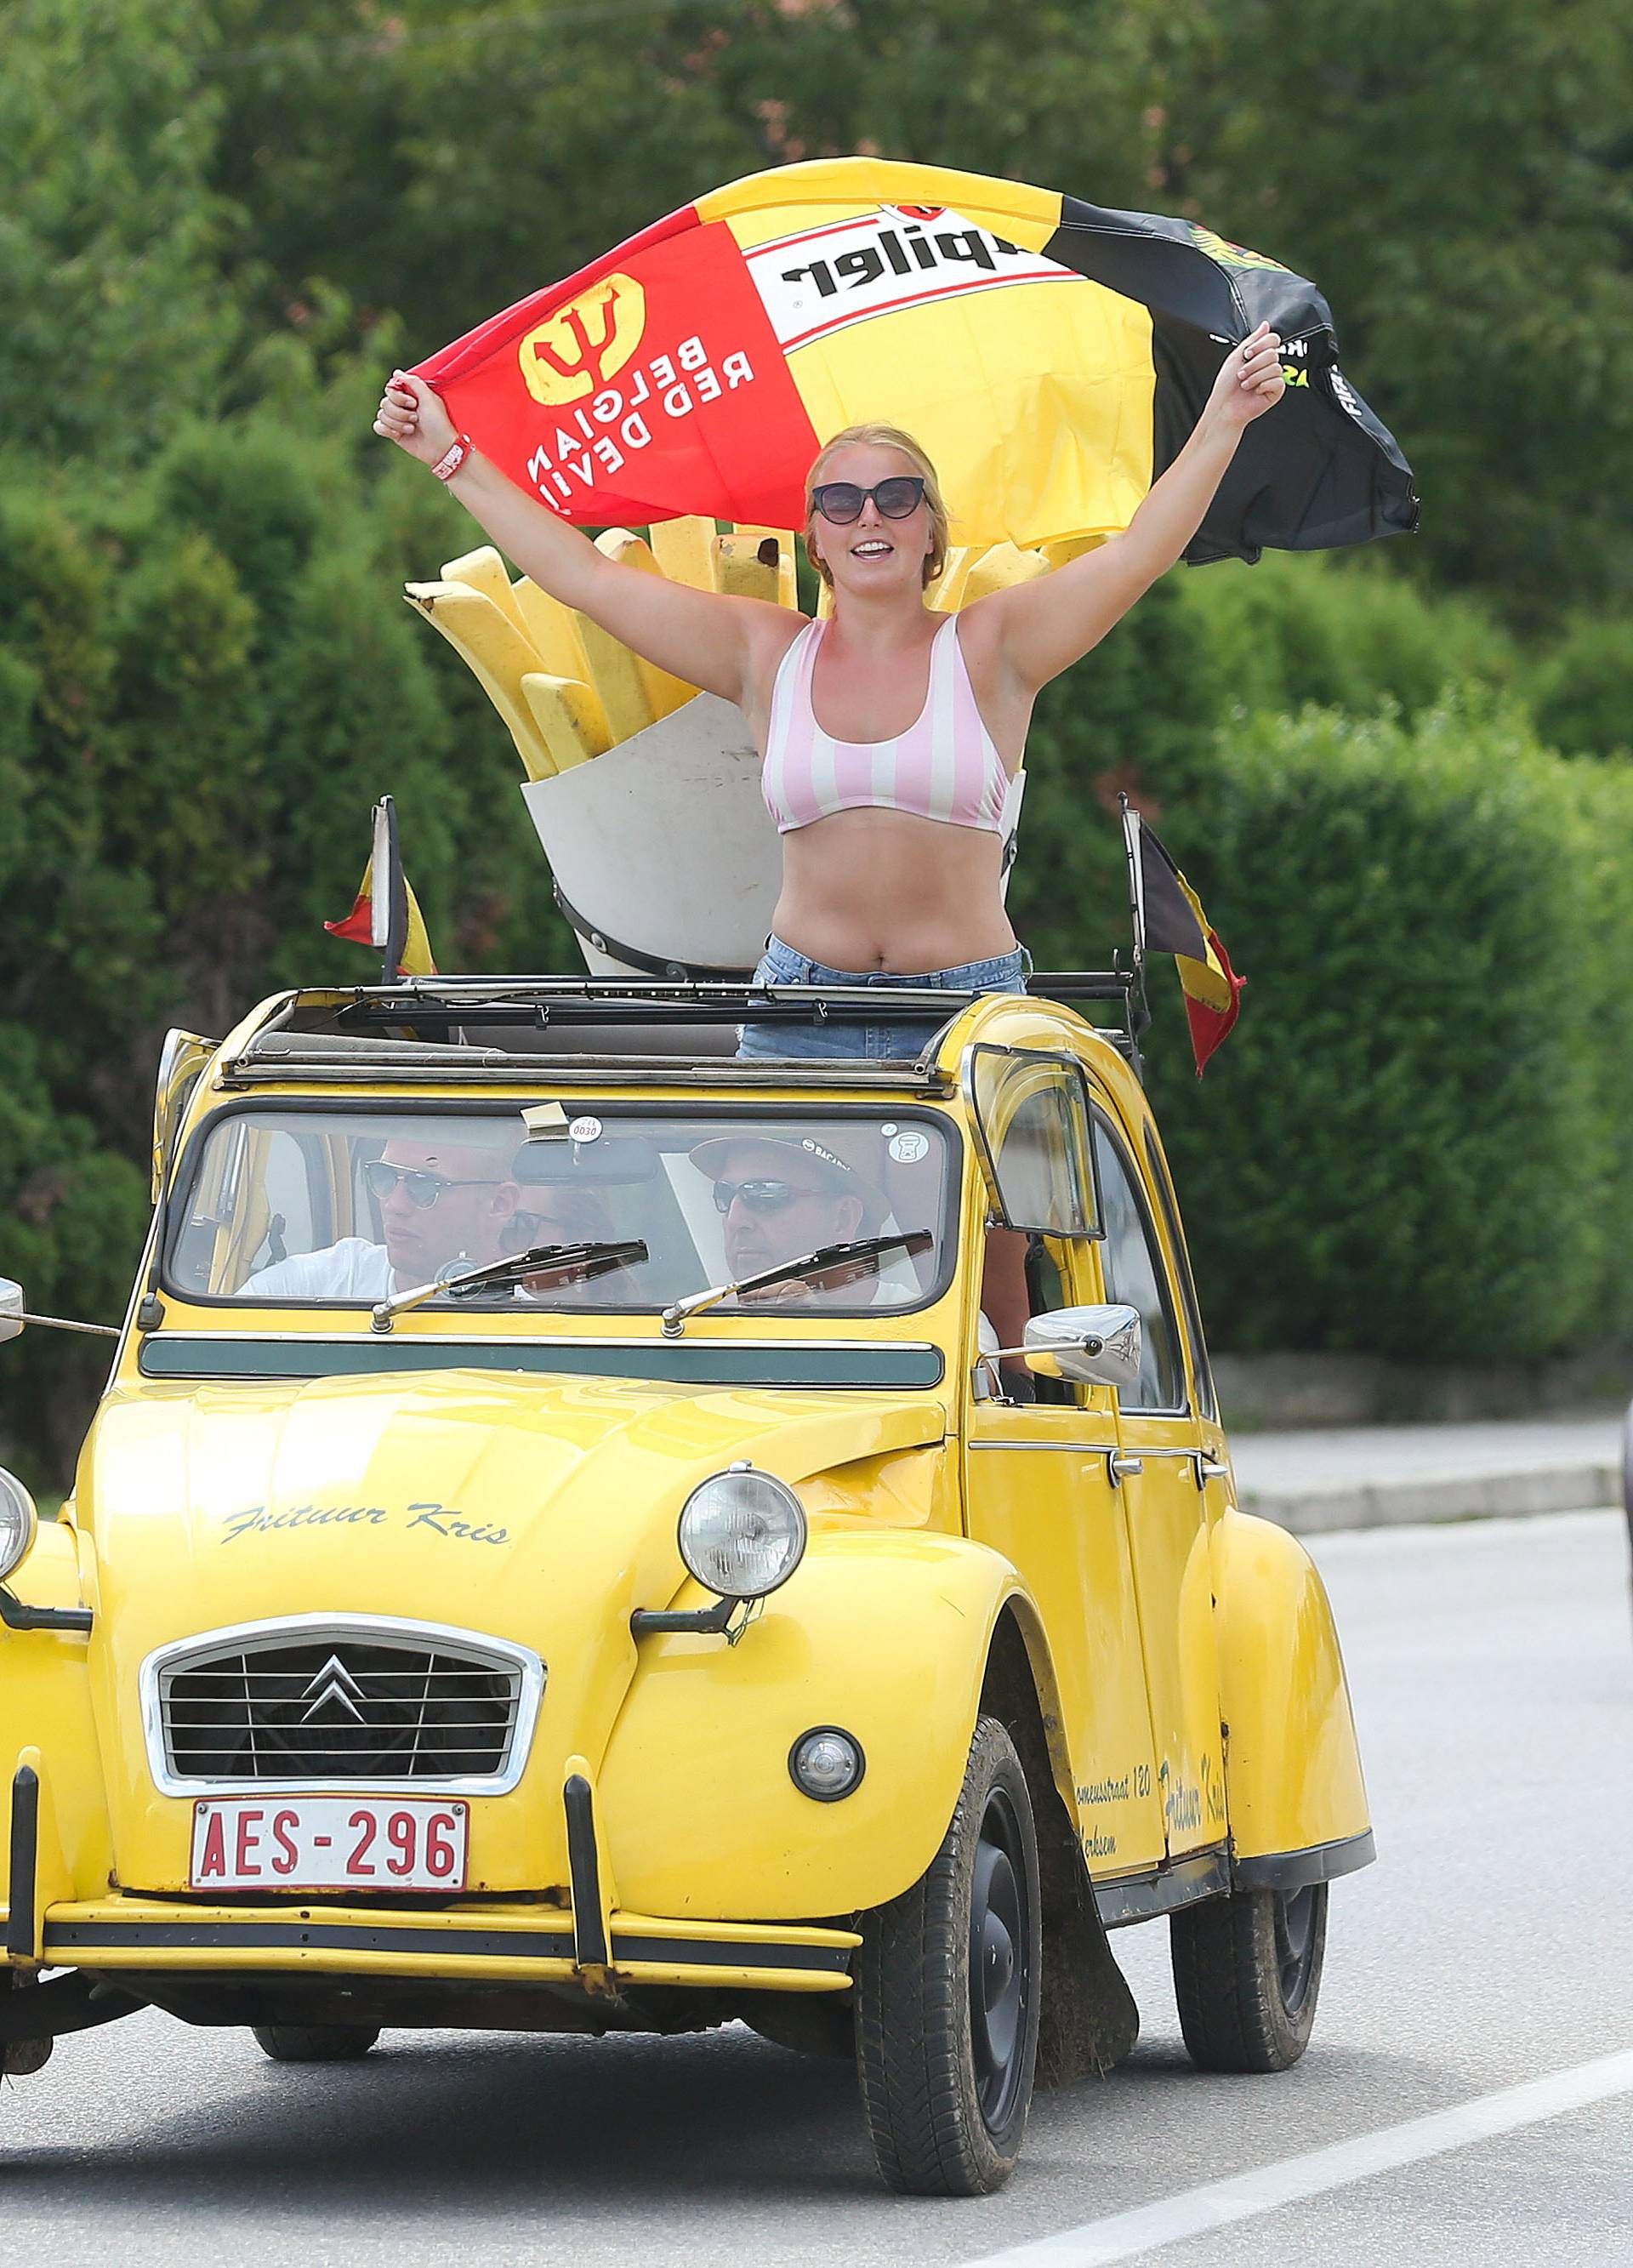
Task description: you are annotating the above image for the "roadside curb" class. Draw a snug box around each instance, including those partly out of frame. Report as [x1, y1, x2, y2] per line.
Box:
[1241, 1460, 1621, 1535]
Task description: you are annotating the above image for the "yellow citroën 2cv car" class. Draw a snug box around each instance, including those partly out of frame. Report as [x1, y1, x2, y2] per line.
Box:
[0, 530, 1372, 2199]
[0, 964, 1374, 2194]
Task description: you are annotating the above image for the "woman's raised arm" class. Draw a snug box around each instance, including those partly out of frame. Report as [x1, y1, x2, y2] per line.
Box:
[970, 324, 1288, 697]
[374, 373, 793, 709]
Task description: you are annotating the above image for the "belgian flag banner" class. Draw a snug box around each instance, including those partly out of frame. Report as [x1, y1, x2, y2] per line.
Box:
[412, 157, 1417, 563]
[1130, 812, 1244, 1078]
[324, 798, 437, 980]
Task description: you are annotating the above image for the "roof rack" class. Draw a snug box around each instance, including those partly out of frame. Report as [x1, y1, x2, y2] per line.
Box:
[219, 972, 1139, 1090]
[286, 971, 1135, 1021]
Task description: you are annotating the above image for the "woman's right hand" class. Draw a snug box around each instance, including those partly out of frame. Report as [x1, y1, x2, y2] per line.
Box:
[373, 370, 457, 467]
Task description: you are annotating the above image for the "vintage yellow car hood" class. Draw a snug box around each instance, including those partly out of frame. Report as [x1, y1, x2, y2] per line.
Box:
[73, 1369, 946, 1894]
[81, 1368, 947, 1659]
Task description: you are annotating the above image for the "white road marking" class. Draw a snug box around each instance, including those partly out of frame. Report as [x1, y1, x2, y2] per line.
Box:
[964, 2047, 1633, 2265]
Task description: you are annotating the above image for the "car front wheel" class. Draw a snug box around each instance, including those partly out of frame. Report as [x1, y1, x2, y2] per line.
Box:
[855, 1713, 1041, 2196]
[1169, 1881, 1327, 2072]
[251, 2023, 381, 2063]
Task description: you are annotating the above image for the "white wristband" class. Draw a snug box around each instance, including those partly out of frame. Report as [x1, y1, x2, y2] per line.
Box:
[431, 433, 474, 482]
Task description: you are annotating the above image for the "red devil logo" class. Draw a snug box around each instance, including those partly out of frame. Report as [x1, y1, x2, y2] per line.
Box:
[518, 274, 647, 405]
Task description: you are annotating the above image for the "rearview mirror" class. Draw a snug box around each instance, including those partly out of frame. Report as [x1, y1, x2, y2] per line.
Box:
[0, 1279, 24, 1346]
[1022, 1304, 1141, 1391]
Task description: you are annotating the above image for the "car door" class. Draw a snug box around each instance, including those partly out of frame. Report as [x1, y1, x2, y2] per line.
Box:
[1090, 1107, 1228, 1859]
[960, 1046, 1164, 1875]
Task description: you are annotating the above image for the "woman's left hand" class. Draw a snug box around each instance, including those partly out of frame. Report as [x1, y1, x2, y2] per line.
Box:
[1206, 322, 1287, 430]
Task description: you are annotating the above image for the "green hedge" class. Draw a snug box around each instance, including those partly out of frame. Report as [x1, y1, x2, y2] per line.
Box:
[1174, 550, 1522, 721]
[1526, 611, 1633, 760]
[1140, 696, 1633, 1360]
[1012, 552, 1525, 985]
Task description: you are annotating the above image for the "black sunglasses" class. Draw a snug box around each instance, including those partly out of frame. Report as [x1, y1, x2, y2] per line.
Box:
[362, 1162, 500, 1210]
[711, 1177, 818, 1216]
[810, 476, 926, 525]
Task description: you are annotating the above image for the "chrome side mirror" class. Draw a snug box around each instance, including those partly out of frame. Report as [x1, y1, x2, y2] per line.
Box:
[0, 1279, 117, 1346]
[1021, 1304, 1141, 1390]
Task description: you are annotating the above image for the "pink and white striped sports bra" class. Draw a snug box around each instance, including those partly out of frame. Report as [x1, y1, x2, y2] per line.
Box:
[761, 615, 1012, 835]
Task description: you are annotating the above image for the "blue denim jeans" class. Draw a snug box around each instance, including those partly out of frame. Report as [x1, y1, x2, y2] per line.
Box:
[736, 933, 1032, 1060]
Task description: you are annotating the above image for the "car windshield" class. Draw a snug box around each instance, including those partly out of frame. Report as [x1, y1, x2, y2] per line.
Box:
[165, 1105, 956, 1319]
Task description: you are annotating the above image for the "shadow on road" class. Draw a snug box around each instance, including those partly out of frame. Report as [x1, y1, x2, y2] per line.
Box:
[4, 2023, 879, 2208]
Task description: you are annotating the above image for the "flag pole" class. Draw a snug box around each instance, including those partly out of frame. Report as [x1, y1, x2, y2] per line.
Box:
[369, 796, 409, 986]
[1118, 792, 1152, 1080]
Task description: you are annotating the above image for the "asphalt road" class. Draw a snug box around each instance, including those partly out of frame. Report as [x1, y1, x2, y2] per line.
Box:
[5, 1508, 1630, 2267]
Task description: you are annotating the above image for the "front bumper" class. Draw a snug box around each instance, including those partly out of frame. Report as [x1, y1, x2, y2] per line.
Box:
[5, 1751, 856, 2003]
[36, 1899, 857, 1996]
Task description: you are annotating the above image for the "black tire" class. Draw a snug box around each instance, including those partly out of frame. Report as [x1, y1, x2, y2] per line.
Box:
[855, 1714, 1041, 2196]
[1169, 1882, 1327, 2073]
[251, 2022, 380, 2063]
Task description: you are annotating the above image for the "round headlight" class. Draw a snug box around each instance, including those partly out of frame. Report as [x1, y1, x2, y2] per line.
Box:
[0, 1467, 38, 1583]
[677, 1464, 806, 1600]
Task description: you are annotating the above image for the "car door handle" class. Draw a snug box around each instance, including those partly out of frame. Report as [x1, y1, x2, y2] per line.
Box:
[1194, 1456, 1229, 1488]
[1107, 1451, 1144, 1486]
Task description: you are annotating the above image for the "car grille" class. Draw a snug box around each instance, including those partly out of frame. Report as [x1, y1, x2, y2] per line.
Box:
[158, 1632, 526, 1786]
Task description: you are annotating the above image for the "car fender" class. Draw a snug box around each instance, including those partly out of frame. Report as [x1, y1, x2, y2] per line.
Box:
[597, 1526, 1030, 1921]
[1210, 1507, 1371, 1861]
[0, 1519, 113, 1916]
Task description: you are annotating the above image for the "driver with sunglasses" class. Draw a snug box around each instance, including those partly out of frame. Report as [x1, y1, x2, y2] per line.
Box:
[688, 1133, 879, 1303]
[242, 1137, 522, 1300]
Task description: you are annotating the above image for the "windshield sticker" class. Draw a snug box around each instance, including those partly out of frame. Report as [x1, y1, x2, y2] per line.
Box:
[888, 1130, 930, 1164]
[568, 1114, 603, 1143]
[221, 1501, 509, 1547]
[522, 1101, 570, 1140]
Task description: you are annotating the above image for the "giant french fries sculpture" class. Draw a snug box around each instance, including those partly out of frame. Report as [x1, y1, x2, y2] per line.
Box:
[404, 521, 1094, 973]
[405, 521, 1095, 781]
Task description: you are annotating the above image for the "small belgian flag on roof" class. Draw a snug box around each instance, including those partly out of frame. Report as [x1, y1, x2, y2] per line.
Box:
[1128, 810, 1244, 1077]
[324, 796, 437, 981]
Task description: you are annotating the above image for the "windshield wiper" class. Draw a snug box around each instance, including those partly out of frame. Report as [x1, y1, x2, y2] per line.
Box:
[660, 1230, 932, 1338]
[371, 1239, 648, 1332]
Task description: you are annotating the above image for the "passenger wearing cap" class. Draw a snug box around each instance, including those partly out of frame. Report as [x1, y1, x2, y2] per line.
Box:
[690, 1133, 878, 1302]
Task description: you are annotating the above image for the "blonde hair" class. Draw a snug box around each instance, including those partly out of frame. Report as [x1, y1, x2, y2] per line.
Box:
[804, 424, 949, 592]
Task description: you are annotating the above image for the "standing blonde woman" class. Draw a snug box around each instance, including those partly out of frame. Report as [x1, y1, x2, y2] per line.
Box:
[375, 327, 1285, 1340]
[378, 328, 1282, 1002]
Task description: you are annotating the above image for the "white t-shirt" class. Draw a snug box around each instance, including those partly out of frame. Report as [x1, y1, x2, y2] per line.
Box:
[242, 1239, 395, 1301]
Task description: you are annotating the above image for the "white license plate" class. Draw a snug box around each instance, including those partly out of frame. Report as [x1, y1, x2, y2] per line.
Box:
[190, 1796, 469, 1892]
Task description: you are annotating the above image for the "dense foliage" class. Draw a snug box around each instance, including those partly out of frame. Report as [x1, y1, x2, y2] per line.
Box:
[1141, 704, 1633, 1359]
[3, 0, 1630, 1469]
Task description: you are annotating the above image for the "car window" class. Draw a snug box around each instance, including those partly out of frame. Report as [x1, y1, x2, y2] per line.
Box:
[964, 1046, 1099, 1238]
[1018, 1232, 1100, 1407]
[1143, 1125, 1216, 1423]
[164, 1103, 957, 1319]
[1090, 1116, 1186, 1414]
